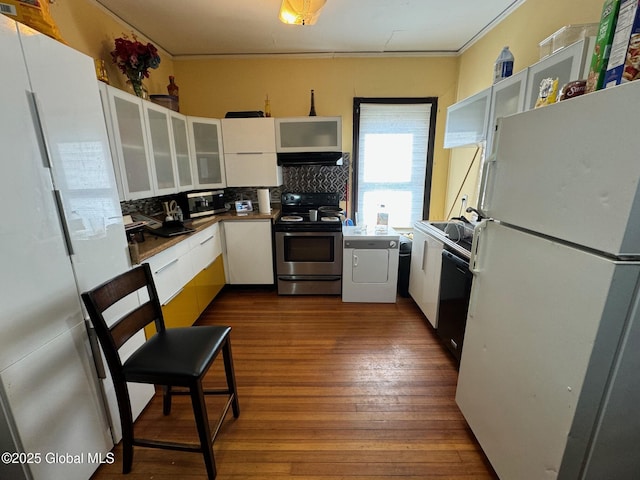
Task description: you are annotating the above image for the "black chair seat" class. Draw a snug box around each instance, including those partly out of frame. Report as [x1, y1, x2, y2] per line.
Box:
[124, 326, 232, 384]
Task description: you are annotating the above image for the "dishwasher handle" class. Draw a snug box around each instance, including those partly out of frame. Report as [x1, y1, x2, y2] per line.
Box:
[441, 249, 469, 271]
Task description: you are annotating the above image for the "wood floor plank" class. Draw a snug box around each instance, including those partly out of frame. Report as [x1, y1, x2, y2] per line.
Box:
[90, 287, 497, 479]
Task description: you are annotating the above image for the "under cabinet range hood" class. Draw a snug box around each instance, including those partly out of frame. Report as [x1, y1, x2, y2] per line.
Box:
[277, 151, 343, 166]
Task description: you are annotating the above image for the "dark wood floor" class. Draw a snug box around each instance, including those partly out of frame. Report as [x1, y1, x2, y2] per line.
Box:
[91, 287, 497, 480]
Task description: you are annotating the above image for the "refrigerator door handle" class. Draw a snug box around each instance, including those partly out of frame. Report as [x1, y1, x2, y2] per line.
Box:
[86, 321, 107, 379]
[27, 90, 54, 170]
[479, 152, 497, 214]
[469, 220, 488, 274]
[53, 189, 75, 256]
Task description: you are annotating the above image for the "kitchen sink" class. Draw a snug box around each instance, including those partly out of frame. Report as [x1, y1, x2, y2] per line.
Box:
[429, 221, 474, 241]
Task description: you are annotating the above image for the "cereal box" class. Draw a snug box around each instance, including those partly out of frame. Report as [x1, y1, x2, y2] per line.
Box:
[604, 0, 640, 87]
[586, 0, 621, 93]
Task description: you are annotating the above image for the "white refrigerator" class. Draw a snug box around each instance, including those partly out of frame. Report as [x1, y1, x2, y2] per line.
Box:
[0, 17, 152, 480]
[456, 79, 640, 479]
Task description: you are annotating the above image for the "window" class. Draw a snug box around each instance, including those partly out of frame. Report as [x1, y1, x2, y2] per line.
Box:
[353, 98, 437, 230]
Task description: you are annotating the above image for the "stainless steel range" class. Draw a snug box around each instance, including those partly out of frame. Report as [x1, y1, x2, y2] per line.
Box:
[275, 192, 343, 295]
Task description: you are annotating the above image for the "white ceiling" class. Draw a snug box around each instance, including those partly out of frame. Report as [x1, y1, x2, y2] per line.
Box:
[95, 0, 523, 57]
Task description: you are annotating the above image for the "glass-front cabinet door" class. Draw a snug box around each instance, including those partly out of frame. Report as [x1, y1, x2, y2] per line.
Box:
[144, 102, 176, 196]
[188, 117, 226, 189]
[170, 112, 194, 191]
[106, 87, 154, 200]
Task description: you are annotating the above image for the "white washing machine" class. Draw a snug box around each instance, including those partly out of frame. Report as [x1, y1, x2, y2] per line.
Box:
[342, 226, 400, 303]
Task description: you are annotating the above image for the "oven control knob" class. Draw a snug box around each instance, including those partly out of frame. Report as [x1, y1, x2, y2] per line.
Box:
[389, 241, 397, 248]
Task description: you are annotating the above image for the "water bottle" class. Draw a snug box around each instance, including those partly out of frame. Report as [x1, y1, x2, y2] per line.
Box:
[493, 46, 514, 83]
[375, 204, 389, 233]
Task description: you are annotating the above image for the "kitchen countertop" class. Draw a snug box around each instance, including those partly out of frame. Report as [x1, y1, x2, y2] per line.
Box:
[134, 208, 280, 263]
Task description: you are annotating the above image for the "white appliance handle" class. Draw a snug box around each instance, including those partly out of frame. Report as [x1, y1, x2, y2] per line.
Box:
[469, 219, 488, 275]
[479, 153, 497, 214]
[421, 240, 428, 271]
[353, 254, 358, 267]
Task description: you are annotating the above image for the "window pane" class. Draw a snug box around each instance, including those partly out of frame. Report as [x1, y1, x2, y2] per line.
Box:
[356, 102, 433, 229]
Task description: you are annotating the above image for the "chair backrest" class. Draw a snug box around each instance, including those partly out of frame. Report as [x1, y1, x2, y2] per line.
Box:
[81, 263, 165, 374]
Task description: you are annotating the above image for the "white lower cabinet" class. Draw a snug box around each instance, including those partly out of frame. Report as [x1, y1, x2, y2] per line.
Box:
[409, 223, 444, 328]
[142, 223, 226, 335]
[222, 220, 274, 284]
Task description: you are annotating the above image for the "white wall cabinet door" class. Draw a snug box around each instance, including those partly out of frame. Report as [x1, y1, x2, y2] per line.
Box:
[443, 87, 492, 148]
[223, 220, 274, 284]
[221, 117, 282, 187]
[188, 116, 226, 189]
[170, 112, 194, 191]
[275, 116, 342, 152]
[105, 87, 155, 200]
[144, 102, 177, 196]
[524, 37, 594, 110]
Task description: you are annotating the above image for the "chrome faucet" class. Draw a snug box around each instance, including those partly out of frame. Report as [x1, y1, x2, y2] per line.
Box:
[466, 207, 484, 221]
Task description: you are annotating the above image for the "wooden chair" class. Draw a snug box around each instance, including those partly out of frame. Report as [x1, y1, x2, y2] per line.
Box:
[82, 263, 239, 479]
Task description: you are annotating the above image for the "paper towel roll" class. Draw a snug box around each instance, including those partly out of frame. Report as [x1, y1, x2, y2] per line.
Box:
[257, 188, 271, 214]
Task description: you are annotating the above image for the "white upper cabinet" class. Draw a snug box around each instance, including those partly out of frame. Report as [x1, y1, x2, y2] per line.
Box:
[222, 117, 276, 153]
[275, 116, 342, 152]
[486, 69, 528, 154]
[104, 86, 154, 200]
[524, 37, 594, 110]
[101, 84, 198, 200]
[221, 117, 282, 187]
[144, 101, 177, 196]
[169, 112, 194, 191]
[188, 116, 226, 189]
[445, 37, 594, 150]
[444, 88, 492, 148]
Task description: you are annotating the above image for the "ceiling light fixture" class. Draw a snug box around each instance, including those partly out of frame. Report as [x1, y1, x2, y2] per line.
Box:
[278, 0, 327, 26]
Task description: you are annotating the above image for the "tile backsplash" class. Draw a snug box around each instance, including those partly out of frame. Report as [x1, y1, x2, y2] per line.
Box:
[119, 153, 350, 215]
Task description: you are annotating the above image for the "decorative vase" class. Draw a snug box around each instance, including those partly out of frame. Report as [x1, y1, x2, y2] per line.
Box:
[167, 76, 179, 97]
[126, 71, 148, 99]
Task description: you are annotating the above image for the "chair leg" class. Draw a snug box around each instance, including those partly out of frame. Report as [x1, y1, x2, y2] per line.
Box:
[222, 339, 240, 418]
[191, 381, 216, 479]
[162, 385, 172, 415]
[114, 381, 134, 474]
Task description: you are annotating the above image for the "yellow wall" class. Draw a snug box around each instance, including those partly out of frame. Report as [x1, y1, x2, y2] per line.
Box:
[174, 55, 459, 219]
[49, 0, 607, 221]
[446, 0, 606, 217]
[50, 0, 174, 97]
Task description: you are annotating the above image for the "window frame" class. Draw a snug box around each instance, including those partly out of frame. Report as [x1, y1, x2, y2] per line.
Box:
[352, 97, 438, 225]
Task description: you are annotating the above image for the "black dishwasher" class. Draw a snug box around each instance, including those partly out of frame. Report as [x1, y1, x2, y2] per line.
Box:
[437, 248, 473, 365]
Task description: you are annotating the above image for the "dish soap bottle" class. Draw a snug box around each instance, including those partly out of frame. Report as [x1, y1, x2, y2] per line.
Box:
[375, 204, 389, 233]
[493, 46, 514, 83]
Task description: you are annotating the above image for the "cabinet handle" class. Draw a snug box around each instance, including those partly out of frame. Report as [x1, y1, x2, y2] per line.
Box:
[200, 235, 215, 245]
[237, 152, 263, 155]
[162, 287, 184, 306]
[155, 258, 179, 274]
[422, 240, 428, 271]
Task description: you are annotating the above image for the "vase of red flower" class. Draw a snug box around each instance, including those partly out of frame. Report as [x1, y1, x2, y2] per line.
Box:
[111, 33, 161, 99]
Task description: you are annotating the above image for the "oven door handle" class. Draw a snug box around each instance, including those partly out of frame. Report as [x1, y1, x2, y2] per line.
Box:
[278, 275, 342, 282]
